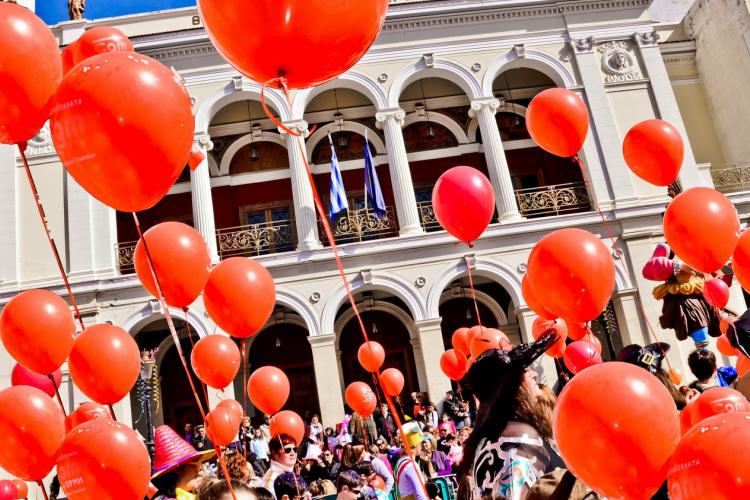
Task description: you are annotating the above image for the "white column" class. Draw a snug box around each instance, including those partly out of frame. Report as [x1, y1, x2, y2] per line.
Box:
[611, 289, 650, 347]
[191, 134, 219, 263]
[517, 308, 559, 388]
[309, 335, 346, 427]
[469, 98, 522, 222]
[634, 31, 706, 189]
[414, 319, 452, 404]
[571, 37, 638, 207]
[0, 145, 18, 287]
[375, 109, 424, 237]
[281, 121, 322, 251]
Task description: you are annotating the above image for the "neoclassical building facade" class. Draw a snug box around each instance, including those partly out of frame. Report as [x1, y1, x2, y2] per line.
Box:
[1, 0, 748, 431]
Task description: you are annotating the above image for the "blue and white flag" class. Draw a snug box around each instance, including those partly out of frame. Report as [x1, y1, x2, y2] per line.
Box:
[329, 134, 349, 220]
[363, 134, 386, 219]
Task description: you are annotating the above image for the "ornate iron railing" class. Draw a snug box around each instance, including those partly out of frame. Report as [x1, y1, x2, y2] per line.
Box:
[515, 182, 592, 217]
[217, 220, 295, 259]
[323, 206, 399, 244]
[116, 241, 137, 274]
[711, 164, 750, 194]
[417, 201, 442, 232]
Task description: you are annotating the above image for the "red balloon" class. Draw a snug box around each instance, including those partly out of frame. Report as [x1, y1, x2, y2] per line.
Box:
[531, 318, 567, 358]
[565, 320, 589, 341]
[68, 325, 141, 405]
[703, 277, 730, 309]
[717, 334, 738, 357]
[380, 368, 405, 397]
[191, 335, 241, 389]
[526, 88, 589, 158]
[0, 3, 62, 145]
[11, 364, 62, 398]
[468, 326, 510, 358]
[663, 188, 739, 273]
[247, 366, 289, 415]
[345, 382, 377, 417]
[269, 410, 305, 446]
[56, 419, 150, 500]
[732, 230, 750, 293]
[0, 289, 75, 375]
[371, 476, 386, 491]
[50, 51, 194, 212]
[61, 43, 77, 76]
[562, 341, 602, 374]
[206, 406, 241, 447]
[554, 362, 680, 499]
[134, 222, 211, 309]
[623, 119, 684, 186]
[720, 315, 736, 335]
[65, 402, 112, 434]
[526, 228, 615, 322]
[217, 399, 244, 421]
[11, 480, 27, 499]
[198, 0, 388, 90]
[0, 481, 17, 500]
[203, 257, 276, 338]
[358, 341, 385, 373]
[580, 333, 602, 353]
[440, 349, 468, 382]
[669, 367, 683, 385]
[668, 413, 750, 499]
[451, 328, 471, 357]
[188, 148, 206, 171]
[680, 403, 694, 436]
[521, 275, 555, 320]
[71, 26, 133, 66]
[689, 387, 750, 426]
[432, 166, 495, 244]
[0, 386, 65, 480]
[739, 355, 750, 378]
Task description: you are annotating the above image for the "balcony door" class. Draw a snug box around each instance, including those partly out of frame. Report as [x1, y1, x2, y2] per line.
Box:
[217, 203, 295, 257]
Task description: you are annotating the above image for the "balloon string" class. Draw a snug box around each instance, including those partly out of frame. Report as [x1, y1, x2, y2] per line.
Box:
[108, 404, 118, 421]
[465, 257, 482, 329]
[18, 143, 86, 332]
[48, 374, 68, 418]
[183, 310, 211, 405]
[37, 480, 48, 500]
[131, 212, 237, 500]
[242, 338, 248, 464]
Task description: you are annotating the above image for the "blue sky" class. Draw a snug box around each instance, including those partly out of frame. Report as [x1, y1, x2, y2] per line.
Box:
[37, 0, 197, 25]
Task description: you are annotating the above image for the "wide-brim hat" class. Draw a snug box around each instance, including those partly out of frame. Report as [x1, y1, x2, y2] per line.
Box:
[151, 425, 215, 479]
[617, 342, 670, 375]
[728, 309, 750, 358]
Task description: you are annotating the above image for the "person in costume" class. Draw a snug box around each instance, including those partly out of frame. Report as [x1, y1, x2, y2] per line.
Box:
[151, 425, 216, 500]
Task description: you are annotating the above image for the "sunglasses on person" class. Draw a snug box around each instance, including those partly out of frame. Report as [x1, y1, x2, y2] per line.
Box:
[283, 445, 298, 454]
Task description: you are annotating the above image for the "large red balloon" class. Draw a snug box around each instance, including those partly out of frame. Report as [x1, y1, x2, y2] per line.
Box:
[198, 0, 388, 90]
[0, 480, 16, 500]
[562, 341, 602, 374]
[451, 328, 471, 357]
[269, 410, 305, 447]
[11, 364, 62, 398]
[565, 320, 590, 341]
[358, 341, 385, 373]
[521, 275, 555, 320]
[11, 480, 27, 499]
[68, 325, 141, 405]
[0, 386, 65, 480]
[50, 51, 194, 212]
[531, 318, 567, 358]
[663, 187, 739, 273]
[380, 368, 405, 397]
[65, 402, 112, 434]
[191, 335, 241, 389]
[668, 413, 750, 499]
[468, 327, 510, 358]
[345, 382, 377, 417]
[206, 406, 241, 447]
[71, 26, 133, 67]
[247, 366, 289, 415]
[217, 399, 244, 422]
[432, 166, 495, 244]
[61, 44, 77, 76]
[440, 349, 468, 382]
[0, 3, 62, 144]
[689, 387, 750, 426]
[526, 229, 615, 322]
[203, 257, 276, 338]
[623, 119, 684, 186]
[56, 419, 150, 500]
[554, 362, 680, 499]
[526, 88, 589, 158]
[0, 289, 75, 375]
[134, 222, 210, 308]
[732, 230, 750, 293]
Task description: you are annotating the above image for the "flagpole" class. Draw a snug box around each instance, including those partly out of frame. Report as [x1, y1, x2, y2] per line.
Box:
[364, 130, 369, 216]
[329, 134, 335, 220]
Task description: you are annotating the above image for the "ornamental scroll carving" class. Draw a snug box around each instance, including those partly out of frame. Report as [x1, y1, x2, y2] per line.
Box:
[598, 40, 641, 83]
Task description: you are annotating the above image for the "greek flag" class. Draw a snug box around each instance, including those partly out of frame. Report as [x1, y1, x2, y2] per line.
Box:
[329, 135, 348, 220]
[364, 133, 386, 219]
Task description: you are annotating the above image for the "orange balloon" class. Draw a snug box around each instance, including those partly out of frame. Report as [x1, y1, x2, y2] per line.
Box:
[247, 366, 289, 415]
[469, 326, 502, 358]
[680, 403, 694, 436]
[521, 275, 555, 320]
[71, 26, 133, 66]
[669, 367, 683, 385]
[580, 333, 602, 353]
[451, 328, 471, 357]
[623, 119, 684, 186]
[565, 320, 590, 341]
[0, 387, 64, 481]
[717, 335, 738, 357]
[720, 316, 736, 335]
[68, 325, 141, 405]
[203, 257, 276, 338]
[65, 402, 112, 435]
[217, 399, 244, 421]
[0, 3, 62, 144]
[689, 387, 750, 427]
[50, 51, 194, 212]
[358, 341, 385, 373]
[61, 43, 77, 76]
[732, 230, 750, 293]
[269, 410, 305, 446]
[371, 476, 386, 491]
[526, 88, 589, 158]
[191, 335, 241, 389]
[56, 419, 150, 500]
[345, 382, 377, 417]
[737, 355, 750, 378]
[0, 289, 75, 375]
[206, 406, 241, 447]
[440, 349, 468, 381]
[526, 228, 615, 322]
[380, 368, 405, 397]
[554, 362, 680, 499]
[198, 0, 389, 90]
[663, 187, 739, 273]
[668, 413, 750, 499]
[134, 222, 210, 309]
[532, 318, 567, 358]
[11, 479, 27, 499]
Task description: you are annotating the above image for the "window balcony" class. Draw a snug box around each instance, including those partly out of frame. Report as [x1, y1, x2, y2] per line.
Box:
[216, 220, 296, 259]
[711, 164, 750, 194]
[514, 182, 592, 218]
[116, 240, 138, 275]
[321, 206, 399, 245]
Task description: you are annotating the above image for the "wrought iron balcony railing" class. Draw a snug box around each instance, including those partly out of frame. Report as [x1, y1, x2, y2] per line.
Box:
[711, 164, 750, 194]
[116, 240, 138, 274]
[322, 206, 399, 245]
[515, 182, 592, 218]
[217, 220, 295, 259]
[417, 201, 442, 232]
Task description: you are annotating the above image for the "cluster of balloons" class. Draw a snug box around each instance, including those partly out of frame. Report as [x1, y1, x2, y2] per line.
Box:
[0, 479, 27, 500]
[439, 326, 511, 381]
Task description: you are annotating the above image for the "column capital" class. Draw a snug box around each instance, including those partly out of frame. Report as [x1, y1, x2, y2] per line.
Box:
[375, 108, 406, 129]
[308, 333, 336, 348]
[194, 132, 213, 152]
[633, 31, 660, 48]
[415, 318, 443, 331]
[570, 36, 596, 55]
[468, 97, 502, 118]
[279, 120, 309, 137]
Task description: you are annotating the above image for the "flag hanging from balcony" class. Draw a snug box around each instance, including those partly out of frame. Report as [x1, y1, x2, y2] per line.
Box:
[329, 134, 349, 220]
[363, 133, 386, 219]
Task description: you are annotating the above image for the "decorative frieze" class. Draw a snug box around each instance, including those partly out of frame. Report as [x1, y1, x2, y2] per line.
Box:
[597, 40, 642, 83]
